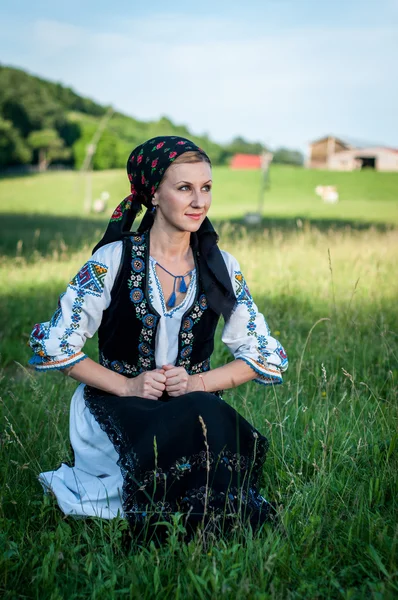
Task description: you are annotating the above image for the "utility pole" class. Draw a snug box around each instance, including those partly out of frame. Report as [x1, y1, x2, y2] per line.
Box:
[243, 149, 273, 226]
[257, 151, 273, 215]
[81, 106, 114, 213]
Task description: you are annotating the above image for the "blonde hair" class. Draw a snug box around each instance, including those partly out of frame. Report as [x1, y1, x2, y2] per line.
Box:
[172, 150, 211, 165]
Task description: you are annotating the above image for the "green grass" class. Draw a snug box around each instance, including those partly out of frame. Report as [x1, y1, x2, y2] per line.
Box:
[1, 167, 397, 598]
[1, 165, 397, 260]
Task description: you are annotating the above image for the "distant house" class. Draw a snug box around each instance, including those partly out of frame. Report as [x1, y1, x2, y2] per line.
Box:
[230, 154, 262, 169]
[307, 135, 398, 172]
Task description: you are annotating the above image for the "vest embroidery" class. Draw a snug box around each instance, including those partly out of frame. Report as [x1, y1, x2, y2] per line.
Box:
[99, 230, 219, 377]
[177, 294, 208, 369]
[100, 351, 140, 376]
[127, 233, 159, 372]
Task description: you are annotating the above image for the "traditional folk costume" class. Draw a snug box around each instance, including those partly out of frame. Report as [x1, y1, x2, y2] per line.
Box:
[29, 137, 288, 538]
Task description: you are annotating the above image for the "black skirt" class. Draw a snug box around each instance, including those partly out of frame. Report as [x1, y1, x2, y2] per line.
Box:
[84, 387, 272, 540]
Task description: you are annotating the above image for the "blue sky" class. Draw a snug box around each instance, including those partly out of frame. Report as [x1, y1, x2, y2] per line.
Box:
[1, 0, 397, 152]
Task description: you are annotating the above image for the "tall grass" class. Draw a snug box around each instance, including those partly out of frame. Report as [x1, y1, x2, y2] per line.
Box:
[1, 169, 397, 598]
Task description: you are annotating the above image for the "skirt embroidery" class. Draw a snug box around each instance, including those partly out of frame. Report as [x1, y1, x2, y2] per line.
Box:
[84, 386, 271, 533]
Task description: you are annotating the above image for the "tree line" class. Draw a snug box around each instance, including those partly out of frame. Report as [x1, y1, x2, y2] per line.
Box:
[0, 65, 303, 171]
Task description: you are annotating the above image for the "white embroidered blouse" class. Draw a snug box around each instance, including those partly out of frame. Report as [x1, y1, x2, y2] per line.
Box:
[29, 241, 288, 385]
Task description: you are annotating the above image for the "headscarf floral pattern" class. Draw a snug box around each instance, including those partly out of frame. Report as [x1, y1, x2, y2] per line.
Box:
[109, 137, 209, 223]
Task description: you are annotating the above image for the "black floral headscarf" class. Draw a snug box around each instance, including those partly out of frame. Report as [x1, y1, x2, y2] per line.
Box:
[93, 136, 236, 320]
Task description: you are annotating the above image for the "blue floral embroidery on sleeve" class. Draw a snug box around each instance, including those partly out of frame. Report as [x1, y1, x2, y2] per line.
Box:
[55, 260, 109, 357]
[29, 260, 108, 369]
[49, 292, 65, 328]
[29, 322, 51, 360]
[275, 342, 288, 369]
[59, 290, 85, 356]
[232, 271, 288, 381]
[256, 335, 272, 358]
[233, 271, 271, 337]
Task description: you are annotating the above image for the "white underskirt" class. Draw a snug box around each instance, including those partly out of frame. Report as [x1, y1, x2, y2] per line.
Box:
[39, 267, 201, 519]
[39, 383, 124, 519]
[38, 274, 200, 519]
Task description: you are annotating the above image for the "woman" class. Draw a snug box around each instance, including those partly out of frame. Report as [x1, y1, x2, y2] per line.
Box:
[29, 136, 288, 540]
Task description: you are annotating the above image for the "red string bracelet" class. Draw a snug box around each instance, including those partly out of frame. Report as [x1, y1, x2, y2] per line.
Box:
[198, 374, 206, 392]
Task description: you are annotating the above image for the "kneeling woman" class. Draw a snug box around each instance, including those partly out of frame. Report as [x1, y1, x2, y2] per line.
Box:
[29, 136, 288, 538]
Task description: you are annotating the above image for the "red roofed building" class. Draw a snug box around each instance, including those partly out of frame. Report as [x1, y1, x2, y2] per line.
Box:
[230, 154, 262, 169]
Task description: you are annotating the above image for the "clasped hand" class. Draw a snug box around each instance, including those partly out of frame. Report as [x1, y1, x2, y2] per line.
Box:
[123, 365, 192, 400]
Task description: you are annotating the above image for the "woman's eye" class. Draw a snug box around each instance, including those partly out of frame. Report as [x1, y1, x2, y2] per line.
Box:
[178, 184, 211, 192]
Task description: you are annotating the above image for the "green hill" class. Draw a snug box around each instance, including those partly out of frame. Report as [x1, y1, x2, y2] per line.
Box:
[0, 65, 268, 170]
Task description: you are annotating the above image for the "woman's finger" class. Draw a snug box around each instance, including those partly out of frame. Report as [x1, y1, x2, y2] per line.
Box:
[164, 368, 181, 379]
[143, 393, 159, 401]
[165, 383, 181, 392]
[150, 387, 164, 398]
[151, 372, 167, 384]
[150, 380, 166, 392]
[164, 374, 181, 386]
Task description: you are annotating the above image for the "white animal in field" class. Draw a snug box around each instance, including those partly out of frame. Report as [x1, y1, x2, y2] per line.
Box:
[315, 185, 339, 204]
[92, 199, 106, 213]
[92, 191, 110, 213]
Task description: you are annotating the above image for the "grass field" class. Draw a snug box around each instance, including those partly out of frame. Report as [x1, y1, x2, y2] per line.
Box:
[1, 165, 397, 260]
[1, 165, 397, 599]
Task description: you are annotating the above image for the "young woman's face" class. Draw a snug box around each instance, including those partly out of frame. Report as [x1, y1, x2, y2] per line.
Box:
[152, 161, 212, 233]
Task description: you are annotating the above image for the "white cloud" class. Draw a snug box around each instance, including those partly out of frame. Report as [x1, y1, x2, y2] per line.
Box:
[1, 14, 397, 150]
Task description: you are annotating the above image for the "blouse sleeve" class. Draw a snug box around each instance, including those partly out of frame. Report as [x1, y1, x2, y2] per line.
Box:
[28, 242, 123, 371]
[220, 250, 288, 386]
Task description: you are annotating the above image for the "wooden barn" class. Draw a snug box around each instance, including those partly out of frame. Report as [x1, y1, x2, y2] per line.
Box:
[328, 147, 398, 172]
[307, 135, 398, 171]
[307, 136, 351, 169]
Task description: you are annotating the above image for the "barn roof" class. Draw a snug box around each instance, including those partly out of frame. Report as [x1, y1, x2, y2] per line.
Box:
[310, 134, 396, 150]
[329, 146, 398, 160]
[230, 154, 262, 169]
[309, 135, 352, 148]
[337, 136, 388, 149]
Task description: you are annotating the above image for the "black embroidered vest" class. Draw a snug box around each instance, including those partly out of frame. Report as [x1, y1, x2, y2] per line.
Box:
[97, 231, 221, 377]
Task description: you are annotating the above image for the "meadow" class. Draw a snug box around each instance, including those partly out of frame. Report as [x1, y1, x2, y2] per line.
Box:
[0, 165, 397, 599]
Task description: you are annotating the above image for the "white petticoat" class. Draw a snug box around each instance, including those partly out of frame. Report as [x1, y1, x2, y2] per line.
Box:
[39, 383, 124, 519]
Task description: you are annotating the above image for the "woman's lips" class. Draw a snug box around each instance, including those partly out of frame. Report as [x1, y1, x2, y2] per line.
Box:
[185, 213, 203, 220]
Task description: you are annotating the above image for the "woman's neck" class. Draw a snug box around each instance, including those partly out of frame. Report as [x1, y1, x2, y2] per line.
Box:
[149, 220, 192, 264]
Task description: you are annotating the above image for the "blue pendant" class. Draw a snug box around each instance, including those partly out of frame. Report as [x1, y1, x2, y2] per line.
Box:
[179, 277, 187, 293]
[167, 291, 177, 308]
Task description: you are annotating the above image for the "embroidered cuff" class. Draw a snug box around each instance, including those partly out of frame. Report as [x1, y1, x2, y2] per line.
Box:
[29, 352, 87, 372]
[239, 357, 283, 386]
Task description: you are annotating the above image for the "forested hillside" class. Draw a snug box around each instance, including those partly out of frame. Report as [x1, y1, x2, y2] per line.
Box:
[0, 65, 302, 170]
